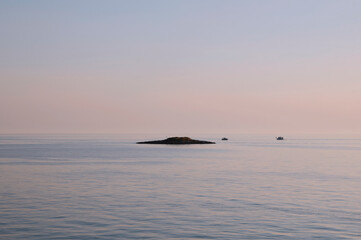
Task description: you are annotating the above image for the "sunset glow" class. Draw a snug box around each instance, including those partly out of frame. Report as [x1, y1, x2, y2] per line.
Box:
[1, 0, 361, 134]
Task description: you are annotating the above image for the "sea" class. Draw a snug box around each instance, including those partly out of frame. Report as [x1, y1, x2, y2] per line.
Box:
[0, 134, 361, 239]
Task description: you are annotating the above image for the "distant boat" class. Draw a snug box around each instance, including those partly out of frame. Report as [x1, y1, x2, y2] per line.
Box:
[276, 136, 284, 140]
[222, 137, 228, 141]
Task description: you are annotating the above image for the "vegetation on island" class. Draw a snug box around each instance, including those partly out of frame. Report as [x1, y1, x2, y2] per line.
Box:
[137, 137, 215, 145]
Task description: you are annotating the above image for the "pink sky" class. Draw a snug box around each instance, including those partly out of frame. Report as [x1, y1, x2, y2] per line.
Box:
[1, 1, 361, 134]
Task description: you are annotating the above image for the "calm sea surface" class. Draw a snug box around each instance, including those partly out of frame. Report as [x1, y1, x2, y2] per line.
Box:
[1, 134, 361, 239]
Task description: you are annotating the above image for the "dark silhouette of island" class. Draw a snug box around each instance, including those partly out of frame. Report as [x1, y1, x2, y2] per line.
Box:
[137, 137, 215, 145]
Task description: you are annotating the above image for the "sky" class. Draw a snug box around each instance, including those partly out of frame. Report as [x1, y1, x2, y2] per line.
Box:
[1, 0, 361, 134]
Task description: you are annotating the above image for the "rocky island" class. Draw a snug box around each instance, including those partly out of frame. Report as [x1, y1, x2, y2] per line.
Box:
[137, 137, 215, 145]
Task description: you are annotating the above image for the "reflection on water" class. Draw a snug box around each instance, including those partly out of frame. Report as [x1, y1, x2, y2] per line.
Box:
[1, 134, 361, 239]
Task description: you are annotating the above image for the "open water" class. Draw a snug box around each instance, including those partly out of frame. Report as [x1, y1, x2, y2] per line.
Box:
[0, 134, 361, 239]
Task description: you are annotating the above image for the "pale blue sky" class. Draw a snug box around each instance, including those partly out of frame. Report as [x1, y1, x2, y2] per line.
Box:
[1, 0, 361, 134]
